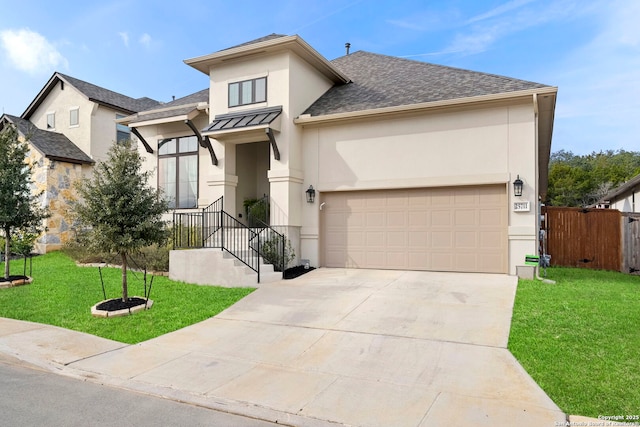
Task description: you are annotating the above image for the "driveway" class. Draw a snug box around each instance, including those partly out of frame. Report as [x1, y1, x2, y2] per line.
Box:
[1, 269, 565, 426]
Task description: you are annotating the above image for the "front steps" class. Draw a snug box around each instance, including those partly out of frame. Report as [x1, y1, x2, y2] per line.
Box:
[169, 248, 283, 287]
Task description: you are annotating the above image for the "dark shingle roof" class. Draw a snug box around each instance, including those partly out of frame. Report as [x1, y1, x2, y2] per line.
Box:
[304, 51, 551, 116]
[221, 34, 287, 51]
[2, 114, 94, 164]
[22, 72, 161, 119]
[57, 73, 161, 113]
[127, 88, 208, 124]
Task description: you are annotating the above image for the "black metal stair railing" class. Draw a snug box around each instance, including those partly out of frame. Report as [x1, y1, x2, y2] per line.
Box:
[173, 196, 286, 283]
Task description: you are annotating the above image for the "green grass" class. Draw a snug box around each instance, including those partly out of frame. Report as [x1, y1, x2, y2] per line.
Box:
[0, 251, 254, 344]
[509, 267, 640, 417]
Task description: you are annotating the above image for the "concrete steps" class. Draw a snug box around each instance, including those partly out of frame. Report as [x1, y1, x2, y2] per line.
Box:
[170, 226, 284, 287]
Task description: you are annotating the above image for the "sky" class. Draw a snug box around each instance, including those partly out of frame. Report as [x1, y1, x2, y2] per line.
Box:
[0, 0, 638, 155]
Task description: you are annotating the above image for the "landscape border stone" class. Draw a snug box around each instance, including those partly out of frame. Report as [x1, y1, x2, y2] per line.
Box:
[91, 297, 154, 318]
[0, 276, 33, 289]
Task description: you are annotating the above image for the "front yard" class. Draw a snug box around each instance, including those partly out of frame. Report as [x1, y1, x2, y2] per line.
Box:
[509, 267, 640, 417]
[0, 251, 254, 344]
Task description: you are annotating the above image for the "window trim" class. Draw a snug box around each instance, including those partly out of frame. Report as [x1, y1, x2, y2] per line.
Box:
[228, 76, 267, 107]
[157, 135, 199, 209]
[46, 112, 55, 130]
[69, 107, 79, 127]
[116, 113, 130, 144]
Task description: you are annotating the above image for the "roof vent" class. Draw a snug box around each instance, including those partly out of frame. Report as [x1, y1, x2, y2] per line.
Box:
[345, 42, 351, 55]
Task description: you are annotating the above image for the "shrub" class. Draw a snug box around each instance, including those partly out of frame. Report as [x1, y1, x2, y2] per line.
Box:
[261, 234, 295, 272]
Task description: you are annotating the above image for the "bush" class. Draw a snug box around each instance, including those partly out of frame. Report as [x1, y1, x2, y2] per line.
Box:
[62, 229, 171, 272]
[261, 234, 295, 272]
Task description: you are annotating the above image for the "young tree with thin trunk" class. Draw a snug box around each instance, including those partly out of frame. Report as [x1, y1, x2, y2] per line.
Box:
[74, 139, 169, 302]
[0, 124, 49, 280]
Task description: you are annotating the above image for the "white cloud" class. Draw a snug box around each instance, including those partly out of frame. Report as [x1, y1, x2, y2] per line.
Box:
[0, 28, 68, 75]
[446, 0, 578, 55]
[465, 0, 535, 24]
[139, 33, 152, 48]
[118, 31, 129, 47]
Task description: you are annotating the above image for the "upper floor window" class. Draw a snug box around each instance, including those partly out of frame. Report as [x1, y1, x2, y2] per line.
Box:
[116, 114, 130, 143]
[69, 108, 79, 127]
[228, 77, 266, 107]
[46, 112, 55, 129]
[158, 136, 199, 209]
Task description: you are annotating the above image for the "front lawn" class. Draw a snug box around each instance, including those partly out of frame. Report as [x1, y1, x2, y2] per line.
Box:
[0, 251, 254, 344]
[509, 268, 640, 417]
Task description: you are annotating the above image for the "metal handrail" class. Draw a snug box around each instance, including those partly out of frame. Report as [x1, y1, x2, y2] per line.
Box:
[173, 195, 289, 282]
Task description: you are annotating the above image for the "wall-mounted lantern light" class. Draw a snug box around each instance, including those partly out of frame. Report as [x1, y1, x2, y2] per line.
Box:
[513, 175, 524, 197]
[306, 185, 316, 203]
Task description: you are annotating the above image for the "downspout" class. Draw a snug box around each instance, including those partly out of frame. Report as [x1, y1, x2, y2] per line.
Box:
[533, 93, 556, 284]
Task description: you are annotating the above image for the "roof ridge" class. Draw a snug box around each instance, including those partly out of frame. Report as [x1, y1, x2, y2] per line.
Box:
[333, 50, 550, 87]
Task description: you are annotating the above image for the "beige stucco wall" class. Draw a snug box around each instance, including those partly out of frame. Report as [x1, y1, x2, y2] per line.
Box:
[28, 81, 94, 158]
[202, 50, 333, 230]
[28, 79, 131, 164]
[299, 98, 540, 275]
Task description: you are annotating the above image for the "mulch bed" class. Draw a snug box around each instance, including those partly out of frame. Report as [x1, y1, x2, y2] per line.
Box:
[95, 297, 149, 311]
[284, 265, 316, 280]
[0, 275, 30, 283]
[0, 275, 32, 288]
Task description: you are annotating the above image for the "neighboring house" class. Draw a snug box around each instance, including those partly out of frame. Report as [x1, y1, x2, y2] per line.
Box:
[123, 33, 557, 281]
[596, 174, 640, 212]
[0, 73, 160, 252]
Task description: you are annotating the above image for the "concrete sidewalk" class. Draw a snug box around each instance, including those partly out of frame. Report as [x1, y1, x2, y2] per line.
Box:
[0, 269, 567, 426]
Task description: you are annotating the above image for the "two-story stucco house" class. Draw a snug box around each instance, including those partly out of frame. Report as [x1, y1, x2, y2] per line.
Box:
[0, 73, 160, 252]
[121, 33, 557, 284]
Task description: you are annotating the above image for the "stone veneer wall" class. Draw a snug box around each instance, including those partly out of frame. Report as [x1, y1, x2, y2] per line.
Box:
[28, 147, 84, 253]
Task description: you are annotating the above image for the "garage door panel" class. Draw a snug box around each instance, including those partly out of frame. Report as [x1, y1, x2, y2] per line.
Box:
[387, 211, 407, 227]
[323, 185, 507, 273]
[431, 210, 452, 226]
[455, 231, 478, 248]
[432, 231, 453, 248]
[387, 231, 407, 247]
[480, 231, 503, 249]
[365, 212, 385, 226]
[454, 209, 477, 226]
[480, 209, 503, 226]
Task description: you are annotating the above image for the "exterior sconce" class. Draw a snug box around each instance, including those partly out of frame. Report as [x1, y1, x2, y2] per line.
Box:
[513, 175, 524, 197]
[306, 185, 316, 203]
[49, 160, 56, 170]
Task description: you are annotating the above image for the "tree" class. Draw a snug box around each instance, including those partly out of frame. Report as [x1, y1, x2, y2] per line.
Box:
[546, 149, 640, 207]
[73, 140, 169, 302]
[0, 124, 49, 280]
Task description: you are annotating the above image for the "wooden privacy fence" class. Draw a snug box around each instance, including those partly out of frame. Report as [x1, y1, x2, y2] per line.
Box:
[543, 206, 640, 273]
[623, 213, 640, 274]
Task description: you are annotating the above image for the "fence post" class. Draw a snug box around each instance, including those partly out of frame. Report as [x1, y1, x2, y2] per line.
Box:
[202, 205, 206, 247]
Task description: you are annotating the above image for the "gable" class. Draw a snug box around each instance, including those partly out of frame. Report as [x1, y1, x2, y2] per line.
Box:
[22, 72, 161, 120]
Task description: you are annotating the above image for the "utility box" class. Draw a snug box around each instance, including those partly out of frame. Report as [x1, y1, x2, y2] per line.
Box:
[516, 265, 537, 280]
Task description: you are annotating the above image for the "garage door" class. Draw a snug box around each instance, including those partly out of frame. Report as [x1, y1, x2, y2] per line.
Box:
[322, 185, 507, 273]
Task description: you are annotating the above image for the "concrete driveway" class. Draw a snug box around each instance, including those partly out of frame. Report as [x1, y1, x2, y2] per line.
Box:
[0, 269, 565, 426]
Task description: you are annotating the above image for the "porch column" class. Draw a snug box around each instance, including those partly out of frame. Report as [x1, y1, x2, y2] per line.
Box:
[203, 140, 237, 211]
[268, 168, 304, 265]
